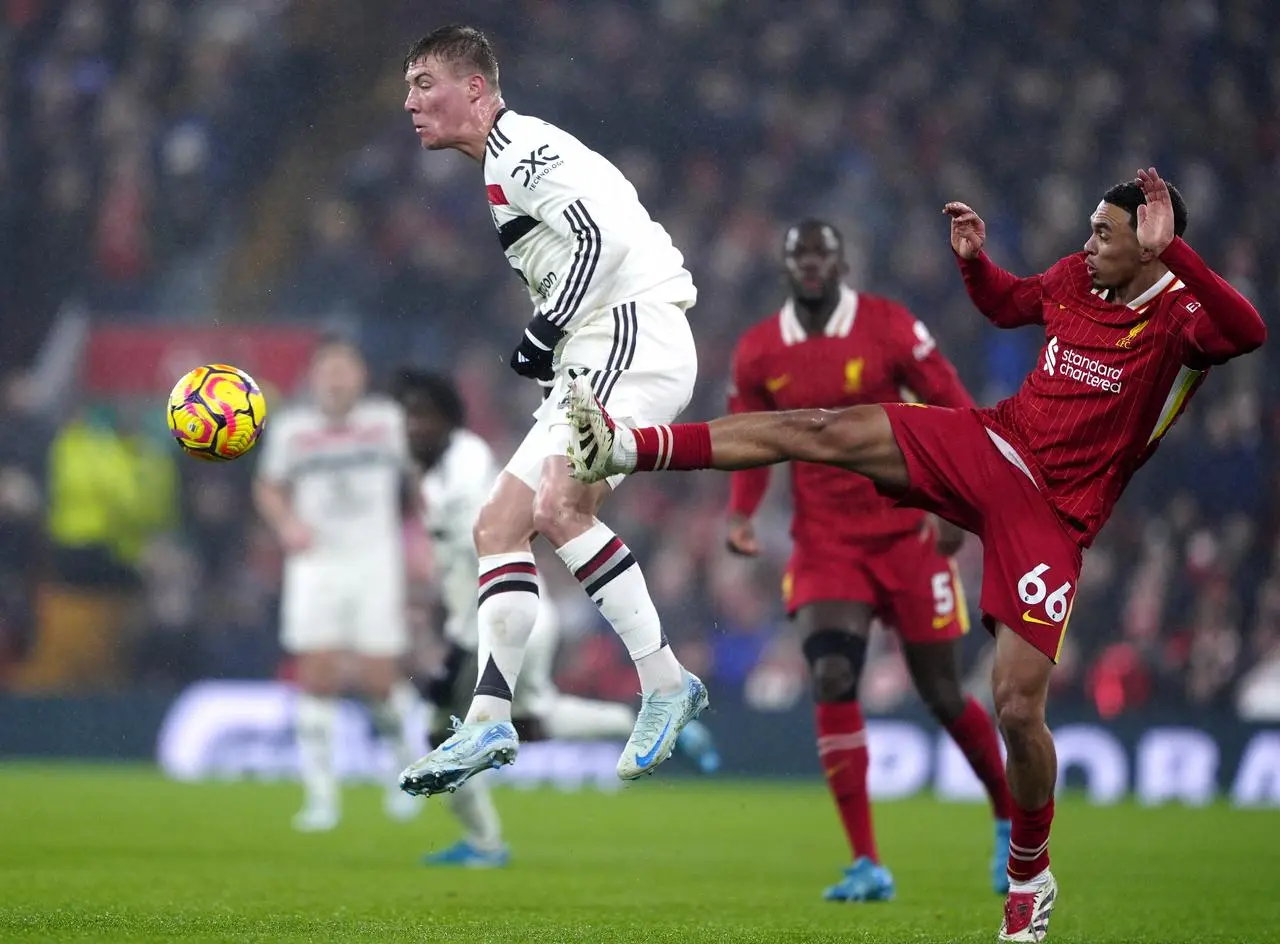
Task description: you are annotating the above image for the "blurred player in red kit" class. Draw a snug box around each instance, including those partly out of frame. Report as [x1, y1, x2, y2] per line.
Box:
[567, 169, 1265, 941]
[725, 220, 1013, 902]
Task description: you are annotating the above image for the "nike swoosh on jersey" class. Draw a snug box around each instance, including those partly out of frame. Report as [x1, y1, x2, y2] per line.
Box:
[765, 374, 790, 392]
[932, 614, 954, 629]
[1021, 610, 1055, 627]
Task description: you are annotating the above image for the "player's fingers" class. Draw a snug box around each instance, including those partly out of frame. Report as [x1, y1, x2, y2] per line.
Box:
[942, 202, 973, 218]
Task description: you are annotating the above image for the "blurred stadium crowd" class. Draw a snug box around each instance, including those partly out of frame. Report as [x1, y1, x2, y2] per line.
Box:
[1, 0, 1278, 718]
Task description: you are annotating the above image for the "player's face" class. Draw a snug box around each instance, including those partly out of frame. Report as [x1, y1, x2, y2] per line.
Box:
[1083, 201, 1144, 290]
[310, 347, 366, 417]
[402, 395, 451, 466]
[403, 56, 474, 150]
[784, 226, 843, 302]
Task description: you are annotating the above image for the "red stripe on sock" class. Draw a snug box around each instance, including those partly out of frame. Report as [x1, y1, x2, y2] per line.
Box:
[1008, 797, 1054, 882]
[816, 701, 877, 863]
[479, 561, 537, 590]
[946, 697, 1014, 820]
[633, 422, 712, 472]
[574, 536, 625, 582]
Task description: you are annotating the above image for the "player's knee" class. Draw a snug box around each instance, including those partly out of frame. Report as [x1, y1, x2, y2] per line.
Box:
[473, 499, 527, 556]
[918, 676, 967, 725]
[803, 629, 867, 703]
[531, 481, 593, 545]
[993, 684, 1044, 741]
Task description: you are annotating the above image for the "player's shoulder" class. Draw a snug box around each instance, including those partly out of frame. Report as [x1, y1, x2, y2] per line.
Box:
[857, 291, 915, 323]
[488, 109, 580, 159]
[268, 402, 319, 434]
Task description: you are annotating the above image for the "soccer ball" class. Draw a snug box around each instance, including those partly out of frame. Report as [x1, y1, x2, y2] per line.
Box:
[166, 364, 267, 461]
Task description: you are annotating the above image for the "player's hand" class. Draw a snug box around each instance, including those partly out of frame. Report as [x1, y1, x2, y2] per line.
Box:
[943, 202, 986, 259]
[1135, 166, 1175, 256]
[278, 516, 313, 553]
[510, 314, 563, 385]
[726, 515, 761, 557]
[928, 515, 966, 557]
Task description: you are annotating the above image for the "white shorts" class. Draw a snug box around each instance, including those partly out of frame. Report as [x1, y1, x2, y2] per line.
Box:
[280, 557, 407, 657]
[505, 298, 698, 490]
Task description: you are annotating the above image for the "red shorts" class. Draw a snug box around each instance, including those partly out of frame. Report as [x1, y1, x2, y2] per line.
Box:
[783, 528, 969, 644]
[880, 404, 1081, 662]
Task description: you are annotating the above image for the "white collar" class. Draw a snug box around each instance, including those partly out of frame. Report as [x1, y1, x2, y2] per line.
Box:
[779, 285, 859, 345]
[1094, 269, 1182, 310]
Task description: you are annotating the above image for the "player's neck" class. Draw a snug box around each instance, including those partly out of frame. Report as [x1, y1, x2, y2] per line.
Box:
[1110, 262, 1169, 307]
[459, 97, 505, 161]
[793, 290, 841, 334]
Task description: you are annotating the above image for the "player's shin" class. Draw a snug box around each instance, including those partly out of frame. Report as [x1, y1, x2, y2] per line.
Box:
[946, 697, 1014, 821]
[543, 694, 636, 740]
[446, 774, 504, 852]
[294, 693, 339, 825]
[466, 553, 540, 724]
[370, 680, 423, 775]
[555, 521, 683, 694]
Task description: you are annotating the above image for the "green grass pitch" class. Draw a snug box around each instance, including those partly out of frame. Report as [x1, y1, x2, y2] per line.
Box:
[1, 764, 1277, 942]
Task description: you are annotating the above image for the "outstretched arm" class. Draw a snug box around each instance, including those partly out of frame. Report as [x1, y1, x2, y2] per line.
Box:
[944, 202, 1045, 329]
[1134, 167, 1265, 365]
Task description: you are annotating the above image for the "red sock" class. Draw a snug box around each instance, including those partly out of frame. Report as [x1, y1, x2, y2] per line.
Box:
[946, 697, 1013, 820]
[1008, 797, 1054, 882]
[816, 701, 877, 863]
[632, 423, 712, 471]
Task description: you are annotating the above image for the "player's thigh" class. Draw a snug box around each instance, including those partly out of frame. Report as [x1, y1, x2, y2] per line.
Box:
[349, 564, 409, 665]
[876, 532, 970, 645]
[474, 467, 537, 555]
[280, 565, 346, 663]
[293, 649, 345, 695]
[978, 479, 1081, 667]
[876, 403, 992, 533]
[354, 655, 402, 701]
[785, 546, 877, 636]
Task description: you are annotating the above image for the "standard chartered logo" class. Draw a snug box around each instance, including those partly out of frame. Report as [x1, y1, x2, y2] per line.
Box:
[1044, 337, 1123, 393]
[1044, 337, 1059, 376]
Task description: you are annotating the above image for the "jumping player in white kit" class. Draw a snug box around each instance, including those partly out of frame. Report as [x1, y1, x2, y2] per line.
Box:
[397, 25, 708, 797]
[394, 369, 719, 865]
[254, 338, 423, 830]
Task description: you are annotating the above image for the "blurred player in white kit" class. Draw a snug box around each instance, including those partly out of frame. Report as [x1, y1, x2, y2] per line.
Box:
[254, 338, 423, 831]
[395, 369, 718, 866]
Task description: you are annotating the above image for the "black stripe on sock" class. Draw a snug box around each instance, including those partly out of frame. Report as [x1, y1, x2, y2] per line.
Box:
[477, 579, 539, 608]
[474, 655, 513, 701]
[583, 552, 637, 597]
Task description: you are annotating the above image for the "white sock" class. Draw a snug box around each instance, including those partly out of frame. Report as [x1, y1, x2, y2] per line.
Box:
[370, 680, 422, 773]
[466, 552, 540, 724]
[543, 694, 636, 740]
[447, 773, 503, 851]
[1010, 868, 1052, 891]
[295, 693, 338, 809]
[555, 521, 683, 694]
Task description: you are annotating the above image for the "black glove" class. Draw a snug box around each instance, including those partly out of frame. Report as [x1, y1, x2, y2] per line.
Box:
[509, 313, 564, 385]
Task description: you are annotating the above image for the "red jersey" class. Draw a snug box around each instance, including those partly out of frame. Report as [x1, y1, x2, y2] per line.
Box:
[960, 236, 1266, 547]
[728, 286, 973, 545]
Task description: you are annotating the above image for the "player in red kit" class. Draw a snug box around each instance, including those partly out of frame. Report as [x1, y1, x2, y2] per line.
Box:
[726, 220, 1013, 902]
[566, 168, 1266, 941]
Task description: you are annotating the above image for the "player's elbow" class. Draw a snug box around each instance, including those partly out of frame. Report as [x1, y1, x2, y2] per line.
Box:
[1239, 310, 1267, 354]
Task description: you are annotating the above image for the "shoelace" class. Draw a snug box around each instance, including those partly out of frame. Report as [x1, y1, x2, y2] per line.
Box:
[631, 689, 676, 744]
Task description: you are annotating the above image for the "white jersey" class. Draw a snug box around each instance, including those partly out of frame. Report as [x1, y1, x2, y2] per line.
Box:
[483, 108, 696, 334]
[256, 397, 410, 560]
[420, 429, 498, 648]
